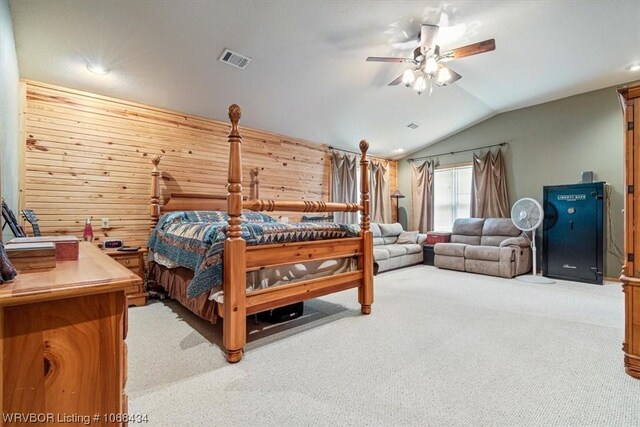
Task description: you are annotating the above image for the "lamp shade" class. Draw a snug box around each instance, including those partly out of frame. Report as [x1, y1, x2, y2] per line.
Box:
[391, 190, 405, 199]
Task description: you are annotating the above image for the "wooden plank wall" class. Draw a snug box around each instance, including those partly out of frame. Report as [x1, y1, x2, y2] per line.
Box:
[21, 81, 397, 246]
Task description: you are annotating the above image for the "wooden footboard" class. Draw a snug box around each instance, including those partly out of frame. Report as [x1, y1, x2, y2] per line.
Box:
[222, 104, 373, 363]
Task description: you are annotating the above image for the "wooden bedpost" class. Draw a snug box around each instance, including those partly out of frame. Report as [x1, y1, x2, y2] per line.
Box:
[150, 155, 162, 230]
[223, 104, 247, 363]
[358, 140, 374, 315]
[250, 167, 259, 200]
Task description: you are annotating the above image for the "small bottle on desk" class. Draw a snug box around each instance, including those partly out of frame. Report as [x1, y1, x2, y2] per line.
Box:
[83, 217, 94, 242]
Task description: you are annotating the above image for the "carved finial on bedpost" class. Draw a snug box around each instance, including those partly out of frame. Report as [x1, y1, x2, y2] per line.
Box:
[359, 140, 370, 232]
[150, 155, 162, 230]
[227, 104, 243, 238]
[228, 103, 242, 137]
[250, 167, 260, 200]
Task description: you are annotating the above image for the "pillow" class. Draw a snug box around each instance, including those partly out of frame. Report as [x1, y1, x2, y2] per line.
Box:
[189, 210, 228, 223]
[370, 223, 382, 237]
[378, 223, 404, 237]
[396, 230, 419, 244]
[241, 212, 277, 223]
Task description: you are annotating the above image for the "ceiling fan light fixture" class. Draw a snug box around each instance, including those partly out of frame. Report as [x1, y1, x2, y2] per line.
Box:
[402, 69, 415, 87]
[436, 66, 452, 86]
[414, 75, 427, 94]
[367, 23, 495, 96]
[425, 56, 438, 76]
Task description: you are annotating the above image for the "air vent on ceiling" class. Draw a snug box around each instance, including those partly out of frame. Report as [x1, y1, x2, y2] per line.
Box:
[219, 48, 252, 70]
[406, 122, 420, 130]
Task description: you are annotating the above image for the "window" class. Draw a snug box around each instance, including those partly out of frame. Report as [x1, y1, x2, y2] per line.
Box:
[433, 164, 472, 231]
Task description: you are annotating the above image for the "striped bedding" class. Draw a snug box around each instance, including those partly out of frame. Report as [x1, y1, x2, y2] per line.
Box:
[147, 211, 359, 298]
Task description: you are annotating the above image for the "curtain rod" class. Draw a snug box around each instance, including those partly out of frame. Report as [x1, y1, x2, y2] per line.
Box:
[407, 142, 508, 162]
[328, 146, 391, 162]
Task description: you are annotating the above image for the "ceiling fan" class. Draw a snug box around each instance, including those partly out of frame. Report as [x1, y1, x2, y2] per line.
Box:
[366, 24, 495, 95]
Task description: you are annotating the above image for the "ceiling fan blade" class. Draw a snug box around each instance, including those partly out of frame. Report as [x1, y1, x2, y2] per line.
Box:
[447, 67, 462, 84]
[420, 24, 439, 55]
[367, 56, 415, 63]
[388, 74, 405, 86]
[440, 38, 495, 61]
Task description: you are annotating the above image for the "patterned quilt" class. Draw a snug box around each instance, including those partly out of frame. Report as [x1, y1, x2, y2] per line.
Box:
[147, 211, 359, 299]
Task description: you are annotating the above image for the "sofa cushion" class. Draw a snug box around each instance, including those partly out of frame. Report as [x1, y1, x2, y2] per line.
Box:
[433, 243, 467, 257]
[379, 223, 404, 237]
[370, 223, 382, 237]
[465, 259, 501, 276]
[480, 235, 512, 246]
[397, 230, 419, 244]
[482, 218, 521, 237]
[465, 245, 501, 262]
[451, 235, 482, 245]
[386, 244, 408, 258]
[403, 243, 422, 255]
[452, 218, 485, 236]
[373, 247, 390, 261]
[434, 254, 465, 271]
[479, 218, 522, 246]
[372, 237, 385, 246]
[382, 237, 397, 245]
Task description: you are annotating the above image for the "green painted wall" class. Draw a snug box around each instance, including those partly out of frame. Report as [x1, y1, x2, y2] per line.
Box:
[398, 86, 626, 277]
[1, 0, 20, 241]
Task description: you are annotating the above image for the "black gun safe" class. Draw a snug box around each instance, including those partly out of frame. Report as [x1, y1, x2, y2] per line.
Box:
[543, 182, 605, 284]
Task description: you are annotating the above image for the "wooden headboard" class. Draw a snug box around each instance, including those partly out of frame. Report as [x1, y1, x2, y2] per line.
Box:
[149, 156, 258, 228]
[160, 193, 243, 213]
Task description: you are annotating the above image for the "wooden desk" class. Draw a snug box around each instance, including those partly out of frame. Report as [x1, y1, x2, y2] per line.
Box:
[0, 242, 141, 425]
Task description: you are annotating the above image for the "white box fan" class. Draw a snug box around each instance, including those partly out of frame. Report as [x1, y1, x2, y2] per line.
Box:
[511, 198, 555, 284]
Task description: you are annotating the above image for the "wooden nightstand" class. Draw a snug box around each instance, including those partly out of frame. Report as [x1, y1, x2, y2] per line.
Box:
[104, 248, 147, 307]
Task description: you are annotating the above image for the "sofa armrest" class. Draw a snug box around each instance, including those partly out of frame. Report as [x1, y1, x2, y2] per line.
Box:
[417, 233, 427, 245]
[499, 236, 530, 248]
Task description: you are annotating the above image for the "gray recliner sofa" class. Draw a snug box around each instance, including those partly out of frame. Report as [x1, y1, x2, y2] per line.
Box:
[434, 218, 532, 278]
[371, 223, 427, 274]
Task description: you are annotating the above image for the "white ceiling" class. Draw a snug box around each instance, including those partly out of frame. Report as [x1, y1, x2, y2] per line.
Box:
[9, 0, 640, 158]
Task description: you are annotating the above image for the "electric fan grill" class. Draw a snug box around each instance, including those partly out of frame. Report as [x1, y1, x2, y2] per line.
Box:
[510, 198, 555, 284]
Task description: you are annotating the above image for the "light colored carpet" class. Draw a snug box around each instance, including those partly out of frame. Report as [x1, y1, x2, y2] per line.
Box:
[127, 266, 640, 426]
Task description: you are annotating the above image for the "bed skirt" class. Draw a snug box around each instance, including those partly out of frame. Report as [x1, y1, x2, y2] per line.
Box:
[149, 262, 218, 324]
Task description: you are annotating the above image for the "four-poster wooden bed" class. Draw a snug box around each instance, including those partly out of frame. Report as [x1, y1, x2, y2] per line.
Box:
[149, 104, 374, 363]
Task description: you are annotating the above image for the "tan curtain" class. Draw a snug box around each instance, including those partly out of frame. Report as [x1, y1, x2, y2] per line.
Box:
[331, 152, 359, 224]
[471, 150, 510, 218]
[411, 160, 436, 232]
[370, 160, 391, 223]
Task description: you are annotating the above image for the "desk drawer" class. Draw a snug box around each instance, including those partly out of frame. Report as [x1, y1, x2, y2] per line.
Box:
[115, 256, 140, 269]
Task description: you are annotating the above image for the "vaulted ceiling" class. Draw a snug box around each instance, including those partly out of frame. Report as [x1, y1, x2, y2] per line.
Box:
[9, 0, 640, 158]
